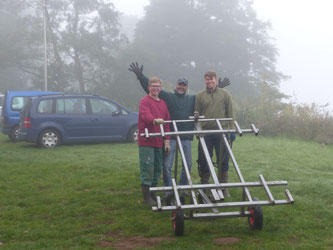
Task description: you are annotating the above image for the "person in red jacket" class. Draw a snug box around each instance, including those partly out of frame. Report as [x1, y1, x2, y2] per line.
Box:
[138, 76, 171, 205]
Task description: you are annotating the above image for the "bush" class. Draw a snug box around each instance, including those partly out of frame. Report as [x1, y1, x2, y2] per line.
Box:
[234, 82, 333, 144]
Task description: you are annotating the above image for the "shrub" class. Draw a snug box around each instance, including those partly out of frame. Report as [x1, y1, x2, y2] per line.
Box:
[234, 82, 333, 144]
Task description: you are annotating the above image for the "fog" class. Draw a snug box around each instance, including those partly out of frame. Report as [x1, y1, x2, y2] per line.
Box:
[114, 0, 333, 109]
[254, 0, 333, 109]
[1, 0, 332, 113]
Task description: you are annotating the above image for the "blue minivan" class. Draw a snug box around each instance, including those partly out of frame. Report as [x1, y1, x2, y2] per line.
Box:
[0, 91, 61, 142]
[18, 94, 139, 148]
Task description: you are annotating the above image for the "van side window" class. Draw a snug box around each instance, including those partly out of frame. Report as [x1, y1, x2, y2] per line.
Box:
[64, 98, 87, 114]
[56, 98, 65, 114]
[38, 99, 53, 113]
[90, 98, 119, 115]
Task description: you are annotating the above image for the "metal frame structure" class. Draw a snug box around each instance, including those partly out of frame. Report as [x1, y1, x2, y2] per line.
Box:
[141, 113, 294, 236]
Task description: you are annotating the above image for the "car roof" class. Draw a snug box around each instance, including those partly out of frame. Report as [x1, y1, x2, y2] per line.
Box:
[5, 91, 62, 97]
[36, 94, 104, 98]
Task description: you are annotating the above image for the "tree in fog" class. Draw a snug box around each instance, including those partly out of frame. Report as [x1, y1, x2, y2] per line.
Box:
[0, 0, 127, 93]
[0, 1, 37, 92]
[43, 0, 128, 93]
[132, 0, 287, 98]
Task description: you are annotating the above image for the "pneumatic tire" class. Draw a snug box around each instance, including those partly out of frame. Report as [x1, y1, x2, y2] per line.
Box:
[248, 197, 263, 230]
[172, 210, 184, 236]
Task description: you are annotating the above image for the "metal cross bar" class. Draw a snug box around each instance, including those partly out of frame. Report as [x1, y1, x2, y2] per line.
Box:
[172, 179, 182, 209]
[221, 133, 252, 202]
[172, 120, 198, 206]
[152, 198, 294, 212]
[189, 211, 251, 219]
[259, 174, 275, 204]
[150, 179, 288, 192]
[234, 121, 243, 136]
[198, 189, 219, 214]
[195, 121, 224, 201]
[140, 128, 255, 138]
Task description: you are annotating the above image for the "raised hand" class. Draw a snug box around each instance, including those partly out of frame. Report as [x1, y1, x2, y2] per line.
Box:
[218, 77, 231, 88]
[128, 62, 144, 79]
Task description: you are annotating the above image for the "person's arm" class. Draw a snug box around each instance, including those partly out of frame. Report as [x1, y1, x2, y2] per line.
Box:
[129, 62, 149, 94]
[163, 110, 171, 152]
[139, 75, 149, 94]
[225, 92, 235, 129]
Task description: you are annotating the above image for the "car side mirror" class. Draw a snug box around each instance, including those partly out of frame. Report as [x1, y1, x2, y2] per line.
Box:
[112, 110, 121, 116]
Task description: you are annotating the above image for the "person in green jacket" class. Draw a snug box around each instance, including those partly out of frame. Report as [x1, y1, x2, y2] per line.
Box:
[195, 70, 236, 197]
[129, 62, 231, 201]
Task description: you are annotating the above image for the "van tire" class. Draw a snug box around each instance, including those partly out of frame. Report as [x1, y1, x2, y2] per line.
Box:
[38, 129, 61, 148]
[9, 126, 20, 143]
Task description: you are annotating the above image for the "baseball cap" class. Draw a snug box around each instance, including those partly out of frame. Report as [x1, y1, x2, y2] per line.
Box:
[176, 78, 189, 85]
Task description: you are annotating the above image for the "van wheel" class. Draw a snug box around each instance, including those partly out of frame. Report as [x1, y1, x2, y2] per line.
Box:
[128, 126, 138, 143]
[38, 129, 61, 148]
[9, 126, 20, 143]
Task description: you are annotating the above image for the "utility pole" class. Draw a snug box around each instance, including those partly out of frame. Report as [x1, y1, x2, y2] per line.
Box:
[43, 0, 48, 91]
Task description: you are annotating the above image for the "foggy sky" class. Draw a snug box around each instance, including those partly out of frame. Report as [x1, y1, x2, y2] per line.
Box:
[112, 0, 333, 110]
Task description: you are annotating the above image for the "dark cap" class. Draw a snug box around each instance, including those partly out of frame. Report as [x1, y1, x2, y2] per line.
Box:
[176, 78, 188, 85]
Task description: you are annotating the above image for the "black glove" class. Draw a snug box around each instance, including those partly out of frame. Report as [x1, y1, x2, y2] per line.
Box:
[128, 62, 144, 79]
[218, 77, 231, 88]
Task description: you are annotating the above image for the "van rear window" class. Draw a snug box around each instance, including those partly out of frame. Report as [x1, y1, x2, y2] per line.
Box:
[11, 97, 29, 111]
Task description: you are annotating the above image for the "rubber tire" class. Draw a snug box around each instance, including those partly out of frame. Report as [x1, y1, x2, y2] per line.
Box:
[128, 126, 138, 143]
[248, 197, 263, 230]
[172, 210, 184, 236]
[9, 126, 20, 143]
[38, 129, 61, 148]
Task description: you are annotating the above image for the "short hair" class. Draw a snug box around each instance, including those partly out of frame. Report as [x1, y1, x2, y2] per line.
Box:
[204, 70, 217, 79]
[149, 76, 163, 86]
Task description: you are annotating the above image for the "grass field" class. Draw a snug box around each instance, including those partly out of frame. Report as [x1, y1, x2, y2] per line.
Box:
[0, 133, 332, 249]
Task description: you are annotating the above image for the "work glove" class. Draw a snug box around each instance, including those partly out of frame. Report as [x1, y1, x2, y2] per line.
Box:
[218, 77, 231, 88]
[230, 132, 236, 142]
[153, 118, 165, 125]
[164, 140, 171, 153]
[128, 62, 144, 79]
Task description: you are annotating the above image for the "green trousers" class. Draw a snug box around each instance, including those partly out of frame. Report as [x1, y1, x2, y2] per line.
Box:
[139, 146, 163, 186]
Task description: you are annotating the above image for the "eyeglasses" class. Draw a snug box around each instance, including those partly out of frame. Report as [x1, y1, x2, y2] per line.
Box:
[150, 85, 161, 88]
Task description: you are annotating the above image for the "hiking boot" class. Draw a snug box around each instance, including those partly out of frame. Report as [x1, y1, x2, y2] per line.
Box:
[141, 184, 156, 205]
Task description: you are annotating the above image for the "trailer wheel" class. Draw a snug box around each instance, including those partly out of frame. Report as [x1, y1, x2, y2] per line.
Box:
[172, 210, 184, 236]
[248, 197, 263, 230]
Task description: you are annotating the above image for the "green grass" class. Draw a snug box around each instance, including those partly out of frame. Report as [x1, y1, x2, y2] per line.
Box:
[0, 134, 333, 249]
